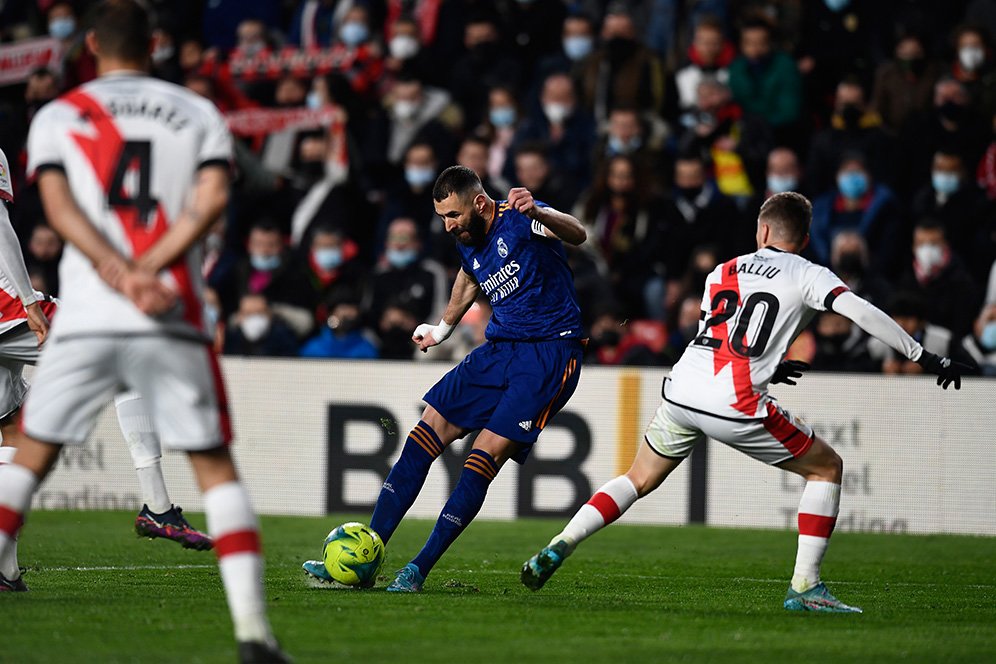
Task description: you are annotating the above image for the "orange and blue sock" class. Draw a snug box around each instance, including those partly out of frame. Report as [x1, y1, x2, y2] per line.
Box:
[410, 449, 498, 578]
[370, 421, 444, 544]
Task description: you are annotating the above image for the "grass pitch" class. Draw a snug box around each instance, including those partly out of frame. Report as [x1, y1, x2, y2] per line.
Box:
[5, 511, 995, 663]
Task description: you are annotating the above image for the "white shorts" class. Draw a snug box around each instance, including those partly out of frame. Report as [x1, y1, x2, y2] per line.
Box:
[645, 397, 814, 465]
[22, 334, 231, 450]
[0, 324, 43, 420]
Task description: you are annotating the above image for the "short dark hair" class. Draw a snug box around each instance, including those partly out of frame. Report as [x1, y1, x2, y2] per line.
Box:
[914, 217, 946, 235]
[758, 192, 812, 244]
[91, 0, 151, 63]
[432, 165, 483, 202]
[889, 291, 927, 320]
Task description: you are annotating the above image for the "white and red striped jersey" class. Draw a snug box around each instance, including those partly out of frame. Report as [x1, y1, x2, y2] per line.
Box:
[26, 71, 232, 335]
[666, 246, 849, 420]
[0, 147, 57, 335]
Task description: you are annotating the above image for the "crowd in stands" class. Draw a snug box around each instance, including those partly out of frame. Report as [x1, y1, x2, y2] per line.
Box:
[0, 0, 994, 375]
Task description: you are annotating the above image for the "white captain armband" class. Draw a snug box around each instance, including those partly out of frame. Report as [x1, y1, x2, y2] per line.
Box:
[530, 219, 548, 237]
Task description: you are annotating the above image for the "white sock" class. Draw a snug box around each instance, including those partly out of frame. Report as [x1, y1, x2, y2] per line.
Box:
[204, 481, 273, 645]
[791, 481, 841, 592]
[115, 392, 172, 513]
[0, 447, 15, 464]
[551, 476, 639, 552]
[0, 463, 38, 579]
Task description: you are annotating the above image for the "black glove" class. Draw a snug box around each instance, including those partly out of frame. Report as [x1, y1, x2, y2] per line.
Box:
[916, 351, 969, 390]
[770, 360, 810, 386]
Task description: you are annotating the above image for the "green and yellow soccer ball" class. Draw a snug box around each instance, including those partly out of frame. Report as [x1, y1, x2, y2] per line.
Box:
[322, 522, 385, 588]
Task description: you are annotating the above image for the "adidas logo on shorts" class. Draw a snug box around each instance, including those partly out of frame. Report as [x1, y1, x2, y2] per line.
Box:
[519, 420, 532, 432]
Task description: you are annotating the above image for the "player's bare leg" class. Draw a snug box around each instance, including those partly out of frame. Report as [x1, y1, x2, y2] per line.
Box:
[776, 436, 861, 613]
[187, 447, 288, 661]
[522, 439, 684, 590]
[116, 392, 211, 550]
[387, 428, 518, 592]
[0, 436, 62, 591]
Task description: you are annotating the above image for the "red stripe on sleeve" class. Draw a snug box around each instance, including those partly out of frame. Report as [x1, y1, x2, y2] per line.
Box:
[587, 492, 621, 524]
[214, 529, 260, 558]
[0, 505, 23, 537]
[799, 513, 837, 538]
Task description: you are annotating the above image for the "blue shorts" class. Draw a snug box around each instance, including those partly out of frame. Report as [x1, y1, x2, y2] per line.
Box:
[423, 339, 584, 463]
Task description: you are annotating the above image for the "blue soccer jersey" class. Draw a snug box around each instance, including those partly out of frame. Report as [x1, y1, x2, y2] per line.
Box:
[456, 201, 582, 341]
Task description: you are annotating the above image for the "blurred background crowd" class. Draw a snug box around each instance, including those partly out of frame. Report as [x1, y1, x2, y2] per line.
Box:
[0, 0, 994, 375]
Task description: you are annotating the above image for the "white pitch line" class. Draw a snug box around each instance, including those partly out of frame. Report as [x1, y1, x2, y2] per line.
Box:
[38, 564, 215, 572]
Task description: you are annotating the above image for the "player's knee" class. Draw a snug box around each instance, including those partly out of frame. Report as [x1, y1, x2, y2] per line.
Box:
[812, 442, 843, 483]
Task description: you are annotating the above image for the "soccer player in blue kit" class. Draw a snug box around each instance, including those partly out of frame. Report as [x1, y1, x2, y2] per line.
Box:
[303, 165, 587, 591]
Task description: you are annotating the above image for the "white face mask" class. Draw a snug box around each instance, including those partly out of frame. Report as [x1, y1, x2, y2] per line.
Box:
[914, 242, 945, 271]
[393, 99, 418, 120]
[389, 35, 419, 60]
[543, 102, 571, 124]
[959, 46, 986, 71]
[240, 313, 270, 342]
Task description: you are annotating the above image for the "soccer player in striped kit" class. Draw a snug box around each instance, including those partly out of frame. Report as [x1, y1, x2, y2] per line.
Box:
[303, 165, 588, 592]
[521, 192, 967, 612]
[0, 2, 286, 661]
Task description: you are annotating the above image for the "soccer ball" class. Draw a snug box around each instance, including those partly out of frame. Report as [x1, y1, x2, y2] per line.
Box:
[322, 522, 385, 588]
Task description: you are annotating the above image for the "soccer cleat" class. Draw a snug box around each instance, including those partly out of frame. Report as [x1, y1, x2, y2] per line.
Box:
[134, 504, 213, 551]
[520, 540, 569, 591]
[783, 582, 863, 613]
[237, 640, 293, 663]
[302, 559, 334, 583]
[0, 572, 28, 592]
[386, 562, 424, 593]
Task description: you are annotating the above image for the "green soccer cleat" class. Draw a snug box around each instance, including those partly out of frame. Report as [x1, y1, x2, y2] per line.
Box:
[520, 540, 570, 591]
[784, 582, 863, 613]
[386, 563, 424, 593]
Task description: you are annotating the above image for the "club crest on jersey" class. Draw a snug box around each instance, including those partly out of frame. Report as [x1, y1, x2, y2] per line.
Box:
[497, 237, 509, 258]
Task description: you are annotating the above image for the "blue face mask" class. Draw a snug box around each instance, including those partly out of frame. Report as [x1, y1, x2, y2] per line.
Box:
[837, 171, 868, 199]
[608, 135, 642, 155]
[250, 253, 281, 272]
[489, 106, 517, 128]
[306, 91, 322, 110]
[340, 22, 369, 46]
[313, 247, 343, 271]
[563, 35, 594, 61]
[767, 174, 798, 194]
[824, 0, 851, 11]
[931, 171, 960, 195]
[981, 321, 996, 350]
[386, 248, 418, 268]
[49, 17, 76, 40]
[405, 166, 435, 189]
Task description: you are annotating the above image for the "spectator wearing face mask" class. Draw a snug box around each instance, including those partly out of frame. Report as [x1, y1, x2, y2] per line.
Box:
[363, 217, 446, 327]
[377, 141, 447, 261]
[809, 153, 900, 276]
[382, 15, 439, 86]
[898, 218, 983, 337]
[304, 225, 365, 330]
[809, 311, 876, 373]
[578, 4, 671, 125]
[300, 300, 379, 359]
[911, 150, 992, 283]
[475, 85, 522, 190]
[806, 78, 896, 195]
[897, 77, 989, 198]
[509, 72, 596, 196]
[210, 220, 315, 334]
[664, 296, 706, 365]
[961, 301, 996, 375]
[383, 74, 458, 167]
[868, 291, 971, 375]
[223, 293, 300, 358]
[872, 33, 943, 132]
[764, 146, 804, 197]
[595, 106, 668, 187]
[829, 231, 893, 308]
[447, 14, 523, 129]
[586, 306, 663, 366]
[949, 24, 996, 120]
[377, 303, 420, 360]
[288, 0, 360, 49]
[49, 1, 96, 89]
[534, 13, 598, 92]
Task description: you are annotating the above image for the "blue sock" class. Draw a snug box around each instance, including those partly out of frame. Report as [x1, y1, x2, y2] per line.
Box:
[370, 421, 443, 544]
[410, 449, 499, 578]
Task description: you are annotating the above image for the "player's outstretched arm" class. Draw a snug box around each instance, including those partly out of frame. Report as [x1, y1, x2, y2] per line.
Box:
[0, 202, 48, 346]
[507, 187, 587, 245]
[37, 170, 175, 316]
[832, 290, 969, 389]
[413, 268, 480, 353]
[136, 165, 230, 274]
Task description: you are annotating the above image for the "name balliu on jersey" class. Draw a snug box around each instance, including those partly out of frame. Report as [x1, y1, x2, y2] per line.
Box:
[666, 247, 848, 420]
[26, 72, 232, 334]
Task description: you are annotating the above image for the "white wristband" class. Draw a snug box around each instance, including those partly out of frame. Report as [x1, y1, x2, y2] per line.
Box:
[434, 318, 453, 342]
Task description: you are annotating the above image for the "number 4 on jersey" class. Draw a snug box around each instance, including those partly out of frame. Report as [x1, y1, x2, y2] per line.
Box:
[108, 140, 159, 226]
